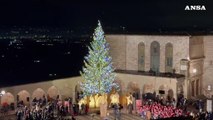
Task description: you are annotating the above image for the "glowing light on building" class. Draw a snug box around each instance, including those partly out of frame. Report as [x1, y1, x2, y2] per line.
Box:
[192, 68, 197, 73]
[0, 90, 6, 96]
[208, 85, 211, 91]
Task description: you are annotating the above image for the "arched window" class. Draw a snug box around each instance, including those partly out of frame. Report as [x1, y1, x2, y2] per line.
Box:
[138, 42, 145, 71]
[165, 43, 173, 73]
[150, 41, 160, 73]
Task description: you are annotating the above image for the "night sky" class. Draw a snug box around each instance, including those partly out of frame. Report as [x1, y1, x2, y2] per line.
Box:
[0, 0, 213, 32]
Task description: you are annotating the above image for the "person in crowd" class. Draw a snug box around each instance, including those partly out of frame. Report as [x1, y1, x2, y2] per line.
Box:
[81, 103, 85, 115]
[126, 92, 133, 114]
[85, 103, 89, 115]
[16, 96, 81, 120]
[71, 115, 76, 120]
[68, 97, 73, 115]
[132, 93, 136, 112]
[16, 108, 23, 120]
[113, 103, 121, 120]
[198, 99, 204, 113]
[42, 95, 46, 106]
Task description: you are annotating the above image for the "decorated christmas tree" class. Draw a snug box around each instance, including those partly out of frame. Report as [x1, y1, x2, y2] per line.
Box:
[80, 21, 119, 97]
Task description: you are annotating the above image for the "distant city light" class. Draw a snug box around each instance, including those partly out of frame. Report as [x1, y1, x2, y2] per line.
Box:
[49, 73, 57, 77]
[34, 60, 40, 63]
[65, 51, 71, 55]
[0, 27, 90, 85]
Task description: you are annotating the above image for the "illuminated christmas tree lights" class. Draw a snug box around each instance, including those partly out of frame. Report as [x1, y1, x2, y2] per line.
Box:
[80, 21, 119, 96]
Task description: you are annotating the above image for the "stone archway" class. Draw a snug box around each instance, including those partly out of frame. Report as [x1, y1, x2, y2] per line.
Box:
[1, 92, 15, 105]
[168, 89, 174, 100]
[17, 90, 30, 105]
[127, 82, 140, 99]
[177, 84, 184, 95]
[159, 84, 168, 98]
[107, 79, 124, 107]
[143, 84, 154, 94]
[32, 88, 46, 100]
[142, 84, 155, 100]
[47, 86, 60, 100]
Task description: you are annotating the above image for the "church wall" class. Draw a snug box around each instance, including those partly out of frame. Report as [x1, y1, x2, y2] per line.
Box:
[203, 36, 213, 94]
[125, 35, 189, 73]
[189, 36, 204, 59]
[116, 73, 177, 100]
[1, 81, 52, 103]
[52, 77, 83, 100]
[106, 35, 189, 73]
[0, 77, 83, 103]
[188, 59, 204, 96]
[106, 35, 126, 70]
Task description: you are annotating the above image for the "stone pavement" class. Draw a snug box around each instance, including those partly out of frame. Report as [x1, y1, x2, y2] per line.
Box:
[0, 113, 144, 120]
[0, 111, 16, 120]
[0, 114, 16, 120]
[72, 109, 144, 120]
[74, 113, 144, 120]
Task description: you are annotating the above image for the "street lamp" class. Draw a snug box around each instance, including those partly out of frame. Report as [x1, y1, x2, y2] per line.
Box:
[0, 90, 5, 107]
[0, 90, 5, 96]
[1, 90, 5, 94]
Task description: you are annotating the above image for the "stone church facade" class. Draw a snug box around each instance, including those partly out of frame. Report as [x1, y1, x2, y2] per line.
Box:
[106, 35, 208, 99]
[106, 35, 213, 100]
[0, 34, 213, 107]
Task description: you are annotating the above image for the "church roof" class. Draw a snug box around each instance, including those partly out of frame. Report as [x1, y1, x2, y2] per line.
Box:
[115, 70, 185, 79]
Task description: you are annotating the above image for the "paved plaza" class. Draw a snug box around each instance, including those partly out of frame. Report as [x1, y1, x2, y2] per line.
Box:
[0, 104, 200, 120]
[0, 109, 144, 120]
[75, 113, 144, 120]
[0, 114, 16, 120]
[0, 113, 144, 120]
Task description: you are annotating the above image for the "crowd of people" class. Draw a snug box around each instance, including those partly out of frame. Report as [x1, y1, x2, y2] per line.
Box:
[13, 92, 213, 120]
[139, 101, 190, 119]
[190, 111, 213, 120]
[16, 104, 54, 120]
[137, 93, 213, 120]
[16, 96, 79, 120]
